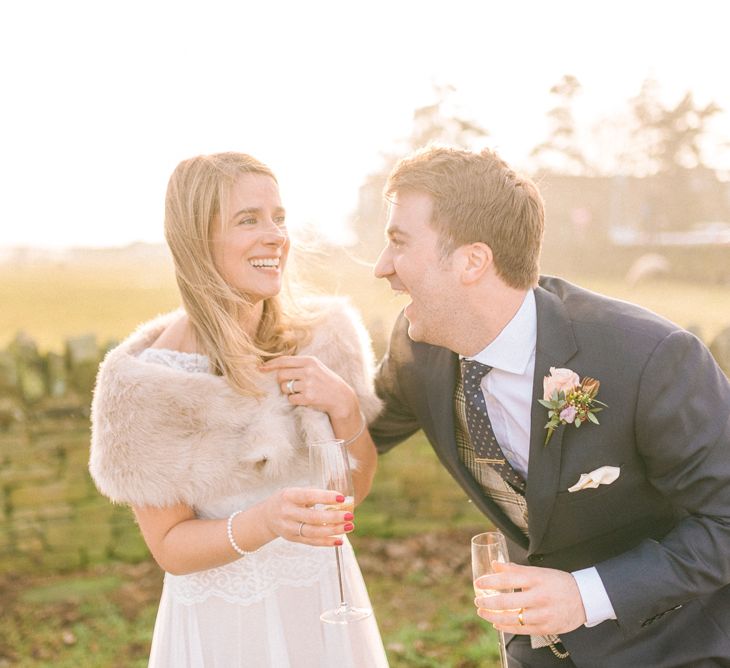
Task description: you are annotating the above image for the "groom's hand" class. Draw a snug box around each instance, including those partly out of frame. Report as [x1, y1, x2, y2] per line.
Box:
[474, 562, 586, 635]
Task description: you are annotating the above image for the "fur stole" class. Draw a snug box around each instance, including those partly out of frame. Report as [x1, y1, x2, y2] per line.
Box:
[89, 297, 382, 508]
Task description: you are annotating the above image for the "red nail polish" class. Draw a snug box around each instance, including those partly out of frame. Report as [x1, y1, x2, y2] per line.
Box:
[336, 495, 345, 503]
[344, 512, 354, 521]
[344, 523, 354, 532]
[334, 539, 343, 546]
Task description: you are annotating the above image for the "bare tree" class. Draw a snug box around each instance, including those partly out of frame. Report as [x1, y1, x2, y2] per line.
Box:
[406, 83, 489, 151]
[530, 74, 592, 175]
[624, 79, 727, 231]
[349, 84, 489, 258]
[627, 78, 723, 176]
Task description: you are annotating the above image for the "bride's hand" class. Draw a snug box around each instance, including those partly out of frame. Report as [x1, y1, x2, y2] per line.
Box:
[259, 356, 358, 420]
[262, 487, 355, 547]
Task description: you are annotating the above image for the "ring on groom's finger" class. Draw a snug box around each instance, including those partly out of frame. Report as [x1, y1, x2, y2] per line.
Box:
[286, 379, 297, 395]
[517, 608, 525, 626]
[298, 521, 306, 537]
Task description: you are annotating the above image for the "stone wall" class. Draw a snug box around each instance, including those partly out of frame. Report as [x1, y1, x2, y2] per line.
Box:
[0, 333, 147, 575]
[1, 325, 729, 576]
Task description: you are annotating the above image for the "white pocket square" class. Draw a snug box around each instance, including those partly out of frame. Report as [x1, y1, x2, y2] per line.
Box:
[568, 466, 620, 492]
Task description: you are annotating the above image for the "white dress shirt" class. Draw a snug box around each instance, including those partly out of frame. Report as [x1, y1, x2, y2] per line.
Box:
[463, 289, 616, 628]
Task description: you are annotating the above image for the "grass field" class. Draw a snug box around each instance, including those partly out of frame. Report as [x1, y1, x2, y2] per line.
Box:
[1, 250, 729, 666]
[0, 255, 180, 352]
[2, 250, 729, 352]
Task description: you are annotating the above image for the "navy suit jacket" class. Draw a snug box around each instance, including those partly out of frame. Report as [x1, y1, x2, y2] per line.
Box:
[370, 276, 730, 667]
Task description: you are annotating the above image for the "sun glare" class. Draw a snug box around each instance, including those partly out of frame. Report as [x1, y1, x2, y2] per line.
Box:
[0, 0, 728, 249]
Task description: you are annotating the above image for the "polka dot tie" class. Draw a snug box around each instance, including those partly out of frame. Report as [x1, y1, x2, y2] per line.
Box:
[460, 358, 526, 493]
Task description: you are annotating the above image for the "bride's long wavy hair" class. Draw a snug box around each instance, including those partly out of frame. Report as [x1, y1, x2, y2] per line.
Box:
[164, 152, 312, 396]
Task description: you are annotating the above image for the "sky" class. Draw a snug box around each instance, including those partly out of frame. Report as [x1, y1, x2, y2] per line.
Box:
[1, 0, 729, 249]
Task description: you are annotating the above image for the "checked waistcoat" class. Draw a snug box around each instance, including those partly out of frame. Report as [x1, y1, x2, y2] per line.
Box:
[460, 359, 526, 493]
[453, 364, 529, 534]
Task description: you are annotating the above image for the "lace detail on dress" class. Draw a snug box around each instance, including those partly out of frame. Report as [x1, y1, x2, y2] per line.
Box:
[165, 537, 344, 606]
[165, 488, 340, 608]
[137, 348, 211, 374]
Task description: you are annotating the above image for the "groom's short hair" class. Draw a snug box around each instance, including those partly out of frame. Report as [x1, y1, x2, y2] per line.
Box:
[385, 145, 544, 289]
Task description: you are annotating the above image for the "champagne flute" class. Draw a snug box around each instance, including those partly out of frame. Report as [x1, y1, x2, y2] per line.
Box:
[472, 531, 510, 668]
[309, 438, 372, 624]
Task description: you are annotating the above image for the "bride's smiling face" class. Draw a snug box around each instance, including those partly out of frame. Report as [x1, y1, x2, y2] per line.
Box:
[212, 172, 290, 303]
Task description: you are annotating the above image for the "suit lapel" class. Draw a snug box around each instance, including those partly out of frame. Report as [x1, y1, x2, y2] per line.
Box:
[425, 346, 530, 548]
[525, 285, 578, 551]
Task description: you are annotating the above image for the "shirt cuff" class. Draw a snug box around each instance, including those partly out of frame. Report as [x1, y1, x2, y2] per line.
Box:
[572, 567, 617, 627]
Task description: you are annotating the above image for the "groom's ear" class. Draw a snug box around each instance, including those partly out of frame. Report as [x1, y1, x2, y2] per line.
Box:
[460, 242, 493, 285]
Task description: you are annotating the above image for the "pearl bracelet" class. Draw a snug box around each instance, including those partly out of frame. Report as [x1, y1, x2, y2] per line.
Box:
[342, 411, 366, 446]
[226, 510, 261, 557]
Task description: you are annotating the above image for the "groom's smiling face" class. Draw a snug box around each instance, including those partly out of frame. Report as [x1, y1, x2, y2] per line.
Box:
[374, 190, 462, 347]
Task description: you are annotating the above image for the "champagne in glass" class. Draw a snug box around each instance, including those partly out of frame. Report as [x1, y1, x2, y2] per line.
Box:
[323, 495, 355, 515]
[309, 439, 372, 624]
[472, 531, 510, 668]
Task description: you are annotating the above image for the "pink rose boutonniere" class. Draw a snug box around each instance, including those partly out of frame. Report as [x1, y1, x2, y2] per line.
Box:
[539, 367, 607, 445]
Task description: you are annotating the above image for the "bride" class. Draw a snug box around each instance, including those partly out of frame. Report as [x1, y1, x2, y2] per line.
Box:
[90, 152, 388, 667]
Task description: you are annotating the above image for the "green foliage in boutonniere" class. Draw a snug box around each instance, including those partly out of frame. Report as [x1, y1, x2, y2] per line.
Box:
[539, 367, 607, 445]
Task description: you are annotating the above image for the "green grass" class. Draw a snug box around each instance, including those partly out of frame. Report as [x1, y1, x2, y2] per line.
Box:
[19, 575, 121, 604]
[1, 534, 501, 668]
[1, 559, 500, 668]
[0, 565, 157, 667]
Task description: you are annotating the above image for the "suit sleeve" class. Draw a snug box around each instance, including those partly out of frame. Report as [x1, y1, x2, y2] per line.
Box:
[595, 329, 730, 634]
[368, 312, 422, 454]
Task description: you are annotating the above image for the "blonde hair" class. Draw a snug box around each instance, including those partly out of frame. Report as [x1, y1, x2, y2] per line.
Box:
[385, 145, 544, 289]
[164, 152, 310, 396]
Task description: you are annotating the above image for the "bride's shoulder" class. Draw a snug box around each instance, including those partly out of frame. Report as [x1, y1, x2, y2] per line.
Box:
[148, 312, 198, 353]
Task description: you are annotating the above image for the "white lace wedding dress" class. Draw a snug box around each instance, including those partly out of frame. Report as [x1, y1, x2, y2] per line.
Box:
[139, 349, 389, 668]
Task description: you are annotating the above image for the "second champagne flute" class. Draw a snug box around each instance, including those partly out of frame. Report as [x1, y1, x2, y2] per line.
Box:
[309, 438, 372, 624]
[472, 531, 511, 668]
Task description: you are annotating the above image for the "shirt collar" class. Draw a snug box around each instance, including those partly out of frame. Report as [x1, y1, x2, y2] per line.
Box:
[466, 289, 536, 375]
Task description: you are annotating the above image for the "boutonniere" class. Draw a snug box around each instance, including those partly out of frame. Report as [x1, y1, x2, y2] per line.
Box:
[538, 367, 607, 445]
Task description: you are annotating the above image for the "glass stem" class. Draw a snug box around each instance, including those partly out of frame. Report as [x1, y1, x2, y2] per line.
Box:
[334, 544, 346, 608]
[498, 630, 508, 668]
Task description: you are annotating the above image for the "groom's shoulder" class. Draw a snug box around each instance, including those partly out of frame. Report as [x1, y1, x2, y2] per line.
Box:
[538, 275, 683, 341]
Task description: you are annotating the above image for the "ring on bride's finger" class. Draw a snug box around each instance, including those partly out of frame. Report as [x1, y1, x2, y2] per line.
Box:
[298, 521, 306, 537]
[517, 608, 525, 626]
[286, 379, 297, 395]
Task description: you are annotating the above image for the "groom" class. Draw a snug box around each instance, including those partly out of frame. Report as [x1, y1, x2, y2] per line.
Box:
[368, 145, 730, 667]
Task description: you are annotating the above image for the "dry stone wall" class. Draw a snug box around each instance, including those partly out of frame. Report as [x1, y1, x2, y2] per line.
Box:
[0, 333, 147, 576]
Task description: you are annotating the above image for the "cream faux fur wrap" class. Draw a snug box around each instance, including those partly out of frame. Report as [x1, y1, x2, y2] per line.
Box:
[89, 298, 382, 508]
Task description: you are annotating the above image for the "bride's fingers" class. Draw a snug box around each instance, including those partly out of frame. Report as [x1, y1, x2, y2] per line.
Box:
[260, 356, 316, 373]
[273, 489, 354, 544]
[292, 510, 354, 536]
[304, 505, 354, 526]
[292, 520, 347, 546]
[282, 488, 344, 508]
